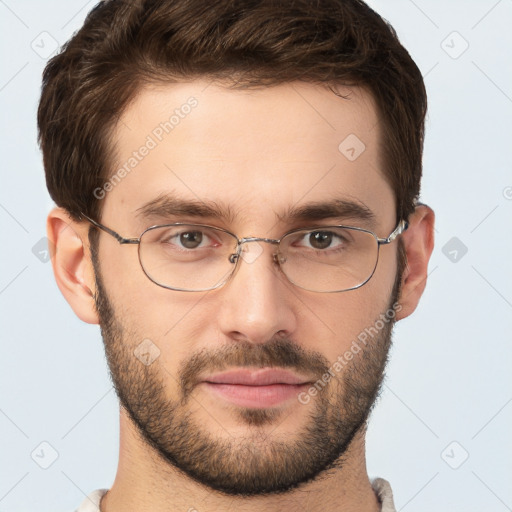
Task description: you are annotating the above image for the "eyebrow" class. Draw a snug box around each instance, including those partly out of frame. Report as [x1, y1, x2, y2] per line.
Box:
[135, 193, 376, 228]
[135, 193, 236, 224]
[283, 199, 376, 228]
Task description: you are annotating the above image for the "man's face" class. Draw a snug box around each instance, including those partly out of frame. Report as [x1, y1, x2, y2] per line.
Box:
[92, 81, 401, 495]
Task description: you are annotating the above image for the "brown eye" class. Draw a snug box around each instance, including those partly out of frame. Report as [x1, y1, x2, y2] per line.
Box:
[179, 231, 203, 249]
[308, 231, 333, 249]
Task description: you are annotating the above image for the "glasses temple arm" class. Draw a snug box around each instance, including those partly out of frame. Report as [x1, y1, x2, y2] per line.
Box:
[80, 213, 139, 244]
[377, 219, 409, 244]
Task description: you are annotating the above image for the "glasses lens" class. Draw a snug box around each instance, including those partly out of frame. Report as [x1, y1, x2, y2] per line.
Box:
[139, 225, 238, 291]
[279, 227, 379, 292]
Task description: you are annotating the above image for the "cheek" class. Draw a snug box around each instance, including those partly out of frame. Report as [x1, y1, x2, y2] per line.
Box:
[97, 240, 214, 357]
[304, 252, 397, 364]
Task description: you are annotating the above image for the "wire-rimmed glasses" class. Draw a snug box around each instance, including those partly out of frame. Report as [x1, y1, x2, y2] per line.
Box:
[82, 214, 408, 293]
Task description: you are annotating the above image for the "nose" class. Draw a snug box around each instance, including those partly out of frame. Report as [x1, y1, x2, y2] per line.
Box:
[216, 240, 298, 345]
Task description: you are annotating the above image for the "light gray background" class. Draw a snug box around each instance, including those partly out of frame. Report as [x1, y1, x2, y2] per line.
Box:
[1, 1, 511, 510]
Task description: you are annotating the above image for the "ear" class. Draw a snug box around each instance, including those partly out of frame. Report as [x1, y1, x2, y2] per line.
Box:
[395, 204, 435, 321]
[46, 207, 99, 324]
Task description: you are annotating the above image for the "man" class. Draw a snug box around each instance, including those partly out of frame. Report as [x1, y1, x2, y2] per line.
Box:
[38, 0, 435, 510]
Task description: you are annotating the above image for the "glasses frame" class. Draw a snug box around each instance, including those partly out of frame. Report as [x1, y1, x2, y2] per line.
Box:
[81, 213, 408, 293]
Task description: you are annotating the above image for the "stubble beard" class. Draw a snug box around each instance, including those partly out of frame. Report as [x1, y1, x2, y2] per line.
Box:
[91, 240, 402, 496]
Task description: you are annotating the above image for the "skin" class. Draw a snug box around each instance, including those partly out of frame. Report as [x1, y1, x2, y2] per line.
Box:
[47, 80, 434, 511]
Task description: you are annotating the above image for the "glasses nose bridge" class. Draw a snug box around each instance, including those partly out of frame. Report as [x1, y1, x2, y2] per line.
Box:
[231, 236, 282, 264]
[238, 236, 280, 246]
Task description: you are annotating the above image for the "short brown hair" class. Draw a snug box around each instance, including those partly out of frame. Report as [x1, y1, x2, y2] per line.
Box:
[38, 0, 427, 225]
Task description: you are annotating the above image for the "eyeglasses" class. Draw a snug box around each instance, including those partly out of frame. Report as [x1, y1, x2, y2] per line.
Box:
[81, 214, 408, 293]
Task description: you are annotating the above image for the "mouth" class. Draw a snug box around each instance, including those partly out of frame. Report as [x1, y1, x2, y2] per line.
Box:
[200, 368, 313, 408]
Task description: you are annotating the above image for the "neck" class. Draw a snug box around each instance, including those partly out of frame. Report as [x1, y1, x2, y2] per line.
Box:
[102, 408, 381, 512]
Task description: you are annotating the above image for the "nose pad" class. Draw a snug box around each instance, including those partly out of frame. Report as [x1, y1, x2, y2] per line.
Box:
[230, 243, 286, 267]
[273, 252, 287, 265]
[240, 242, 264, 264]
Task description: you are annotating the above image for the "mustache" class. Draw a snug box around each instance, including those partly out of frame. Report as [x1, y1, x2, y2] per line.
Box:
[179, 337, 331, 397]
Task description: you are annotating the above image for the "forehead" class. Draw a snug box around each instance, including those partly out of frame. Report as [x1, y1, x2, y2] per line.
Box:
[105, 80, 394, 232]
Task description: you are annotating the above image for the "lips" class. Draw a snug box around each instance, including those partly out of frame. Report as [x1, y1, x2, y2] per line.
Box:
[203, 368, 310, 386]
[200, 368, 313, 408]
